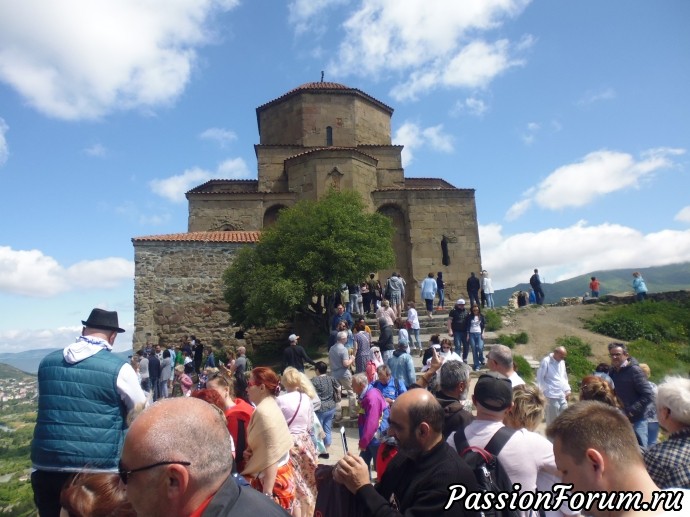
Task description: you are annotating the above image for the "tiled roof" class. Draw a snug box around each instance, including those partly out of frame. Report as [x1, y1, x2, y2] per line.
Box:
[257, 82, 393, 114]
[285, 146, 378, 162]
[132, 231, 260, 243]
[187, 179, 258, 195]
[404, 177, 457, 189]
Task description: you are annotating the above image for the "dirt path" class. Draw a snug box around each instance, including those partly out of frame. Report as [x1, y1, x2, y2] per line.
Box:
[498, 303, 613, 363]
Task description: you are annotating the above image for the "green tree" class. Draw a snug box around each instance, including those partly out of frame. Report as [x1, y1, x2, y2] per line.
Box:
[223, 189, 395, 328]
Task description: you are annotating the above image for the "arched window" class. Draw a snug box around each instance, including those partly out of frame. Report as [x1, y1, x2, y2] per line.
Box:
[326, 126, 333, 146]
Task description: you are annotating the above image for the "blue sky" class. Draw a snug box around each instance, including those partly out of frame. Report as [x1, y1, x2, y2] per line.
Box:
[1, 0, 689, 354]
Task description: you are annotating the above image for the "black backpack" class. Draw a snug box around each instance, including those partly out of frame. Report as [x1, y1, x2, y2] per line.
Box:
[454, 426, 521, 517]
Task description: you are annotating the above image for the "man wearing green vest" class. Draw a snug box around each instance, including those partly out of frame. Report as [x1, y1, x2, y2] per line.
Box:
[30, 308, 147, 517]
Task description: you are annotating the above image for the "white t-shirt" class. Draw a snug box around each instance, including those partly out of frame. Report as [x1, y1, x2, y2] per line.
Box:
[509, 371, 526, 387]
[448, 420, 560, 517]
[406, 308, 420, 330]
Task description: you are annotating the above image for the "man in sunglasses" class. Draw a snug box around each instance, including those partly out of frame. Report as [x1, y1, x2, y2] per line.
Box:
[31, 308, 147, 517]
[120, 397, 290, 516]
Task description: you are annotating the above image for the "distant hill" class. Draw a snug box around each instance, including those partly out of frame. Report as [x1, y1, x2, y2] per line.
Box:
[0, 362, 36, 381]
[0, 349, 133, 375]
[494, 262, 690, 307]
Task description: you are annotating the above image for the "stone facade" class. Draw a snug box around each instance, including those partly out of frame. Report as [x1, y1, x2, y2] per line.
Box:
[132, 81, 483, 349]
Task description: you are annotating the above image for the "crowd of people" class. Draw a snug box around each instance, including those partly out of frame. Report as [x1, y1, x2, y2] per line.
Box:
[31, 284, 686, 517]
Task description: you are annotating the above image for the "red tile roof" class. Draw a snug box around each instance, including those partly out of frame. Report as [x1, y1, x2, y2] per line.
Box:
[285, 146, 378, 162]
[132, 231, 260, 243]
[257, 82, 393, 114]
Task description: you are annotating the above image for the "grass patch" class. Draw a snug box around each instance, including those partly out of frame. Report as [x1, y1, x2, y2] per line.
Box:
[584, 300, 690, 380]
[556, 336, 596, 392]
[484, 310, 502, 332]
[513, 354, 535, 383]
[497, 332, 529, 349]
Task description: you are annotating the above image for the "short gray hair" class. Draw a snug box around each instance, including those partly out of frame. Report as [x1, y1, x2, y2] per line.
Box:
[657, 376, 690, 426]
[377, 364, 391, 377]
[352, 372, 368, 387]
[490, 345, 513, 369]
[337, 330, 348, 343]
[440, 361, 471, 396]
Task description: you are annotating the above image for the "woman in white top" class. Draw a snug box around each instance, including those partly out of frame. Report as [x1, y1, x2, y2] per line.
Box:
[406, 301, 422, 354]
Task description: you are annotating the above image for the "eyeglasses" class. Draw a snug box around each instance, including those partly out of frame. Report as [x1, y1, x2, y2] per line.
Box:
[609, 353, 623, 357]
[118, 460, 191, 485]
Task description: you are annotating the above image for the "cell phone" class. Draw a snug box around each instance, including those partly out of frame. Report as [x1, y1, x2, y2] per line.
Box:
[340, 426, 348, 455]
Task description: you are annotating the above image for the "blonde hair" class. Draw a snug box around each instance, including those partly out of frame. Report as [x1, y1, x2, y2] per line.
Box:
[505, 384, 545, 431]
[281, 367, 316, 398]
[638, 363, 651, 378]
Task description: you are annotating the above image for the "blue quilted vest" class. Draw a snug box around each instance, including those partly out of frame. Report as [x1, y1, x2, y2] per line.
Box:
[31, 349, 127, 472]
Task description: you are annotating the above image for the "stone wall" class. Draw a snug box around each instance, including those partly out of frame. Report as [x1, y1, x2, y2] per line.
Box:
[133, 240, 248, 350]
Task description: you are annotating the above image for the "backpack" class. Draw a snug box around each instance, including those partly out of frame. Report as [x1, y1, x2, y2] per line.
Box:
[453, 426, 521, 517]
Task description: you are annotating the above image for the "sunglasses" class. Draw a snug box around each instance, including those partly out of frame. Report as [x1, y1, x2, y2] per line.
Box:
[118, 460, 191, 485]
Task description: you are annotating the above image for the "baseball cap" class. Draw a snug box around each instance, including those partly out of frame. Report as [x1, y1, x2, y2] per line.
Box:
[456, 299, 466, 305]
[474, 372, 513, 411]
[288, 334, 299, 342]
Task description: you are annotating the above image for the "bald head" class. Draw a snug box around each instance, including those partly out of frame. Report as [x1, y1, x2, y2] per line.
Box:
[394, 389, 444, 435]
[124, 398, 232, 488]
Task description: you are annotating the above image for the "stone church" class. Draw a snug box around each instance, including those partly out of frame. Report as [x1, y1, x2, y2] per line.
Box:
[132, 81, 482, 349]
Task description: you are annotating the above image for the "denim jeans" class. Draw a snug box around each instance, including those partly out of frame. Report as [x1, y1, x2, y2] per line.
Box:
[316, 407, 337, 447]
[485, 293, 494, 309]
[469, 332, 484, 369]
[438, 289, 445, 308]
[453, 332, 469, 361]
[647, 421, 659, 447]
[410, 328, 421, 350]
[360, 442, 380, 475]
[158, 379, 169, 399]
[632, 418, 648, 448]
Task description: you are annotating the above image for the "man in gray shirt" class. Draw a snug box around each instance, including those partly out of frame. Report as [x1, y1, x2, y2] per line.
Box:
[329, 330, 356, 420]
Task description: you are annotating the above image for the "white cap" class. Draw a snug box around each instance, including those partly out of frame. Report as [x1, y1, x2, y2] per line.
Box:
[456, 298, 466, 305]
[288, 334, 299, 342]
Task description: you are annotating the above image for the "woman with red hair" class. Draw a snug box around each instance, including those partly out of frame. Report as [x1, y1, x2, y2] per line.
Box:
[242, 367, 296, 512]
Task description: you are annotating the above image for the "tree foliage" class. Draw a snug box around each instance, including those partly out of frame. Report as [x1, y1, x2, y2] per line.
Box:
[223, 189, 395, 328]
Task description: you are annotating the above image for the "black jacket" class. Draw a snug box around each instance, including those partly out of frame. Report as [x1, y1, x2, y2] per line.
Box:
[356, 440, 480, 516]
[609, 358, 653, 422]
[466, 276, 480, 293]
[202, 475, 291, 516]
[435, 391, 474, 439]
[283, 345, 315, 373]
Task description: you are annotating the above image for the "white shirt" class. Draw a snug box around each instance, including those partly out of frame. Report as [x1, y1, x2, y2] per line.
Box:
[406, 308, 420, 330]
[536, 353, 571, 400]
[482, 277, 494, 294]
[448, 420, 560, 517]
[509, 371, 526, 387]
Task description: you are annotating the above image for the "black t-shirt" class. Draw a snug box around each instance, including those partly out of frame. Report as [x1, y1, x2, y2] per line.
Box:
[448, 308, 468, 331]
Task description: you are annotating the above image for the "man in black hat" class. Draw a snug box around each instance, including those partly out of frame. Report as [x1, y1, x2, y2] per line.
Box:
[30, 308, 147, 517]
[447, 372, 561, 508]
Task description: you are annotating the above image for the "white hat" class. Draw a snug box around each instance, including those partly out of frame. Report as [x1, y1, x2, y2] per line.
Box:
[288, 334, 299, 342]
[456, 298, 466, 305]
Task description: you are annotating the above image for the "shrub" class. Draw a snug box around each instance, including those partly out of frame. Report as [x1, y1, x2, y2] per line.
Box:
[483, 310, 502, 332]
[627, 339, 689, 382]
[556, 336, 595, 392]
[496, 331, 529, 349]
[513, 354, 535, 383]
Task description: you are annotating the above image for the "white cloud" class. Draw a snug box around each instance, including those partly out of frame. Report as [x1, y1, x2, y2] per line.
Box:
[150, 157, 251, 203]
[454, 97, 488, 117]
[0, 246, 133, 297]
[0, 0, 240, 120]
[84, 143, 107, 157]
[0, 322, 135, 354]
[676, 206, 690, 224]
[326, 1, 532, 100]
[288, 0, 348, 34]
[479, 221, 690, 290]
[520, 121, 540, 145]
[505, 199, 532, 221]
[506, 147, 685, 218]
[199, 127, 237, 147]
[0, 117, 8, 166]
[577, 87, 616, 107]
[393, 121, 453, 167]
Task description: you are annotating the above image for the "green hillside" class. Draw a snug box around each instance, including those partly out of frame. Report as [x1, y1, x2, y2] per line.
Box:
[0, 363, 35, 382]
[495, 262, 690, 306]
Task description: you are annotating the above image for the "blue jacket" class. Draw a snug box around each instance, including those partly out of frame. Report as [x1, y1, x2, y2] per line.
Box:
[31, 349, 128, 472]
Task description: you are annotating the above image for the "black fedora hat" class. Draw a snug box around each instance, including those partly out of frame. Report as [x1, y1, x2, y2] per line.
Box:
[81, 308, 125, 333]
